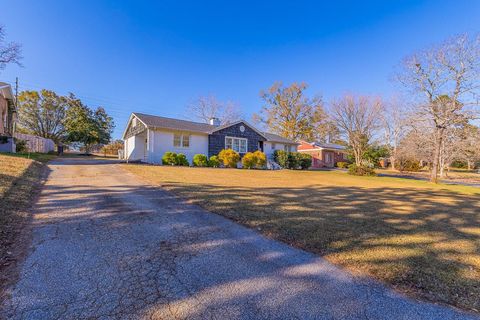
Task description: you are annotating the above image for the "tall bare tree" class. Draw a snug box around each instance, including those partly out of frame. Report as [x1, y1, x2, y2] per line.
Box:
[255, 82, 326, 140]
[0, 26, 22, 72]
[396, 34, 480, 182]
[330, 94, 382, 166]
[185, 95, 241, 125]
[380, 97, 409, 170]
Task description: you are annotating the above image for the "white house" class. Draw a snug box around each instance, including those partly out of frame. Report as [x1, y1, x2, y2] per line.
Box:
[122, 112, 298, 164]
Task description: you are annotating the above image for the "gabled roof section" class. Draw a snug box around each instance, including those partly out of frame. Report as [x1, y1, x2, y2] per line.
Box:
[133, 112, 215, 133]
[263, 132, 298, 145]
[208, 120, 267, 139]
[299, 140, 346, 151]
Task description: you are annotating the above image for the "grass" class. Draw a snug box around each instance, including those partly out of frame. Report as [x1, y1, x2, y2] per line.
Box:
[0, 153, 53, 298]
[123, 164, 480, 312]
[0, 152, 57, 163]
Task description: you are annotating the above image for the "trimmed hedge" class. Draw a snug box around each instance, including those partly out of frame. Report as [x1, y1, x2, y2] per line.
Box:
[241, 150, 267, 169]
[176, 153, 189, 166]
[193, 154, 208, 167]
[218, 149, 240, 168]
[162, 152, 189, 166]
[348, 164, 377, 176]
[162, 152, 178, 165]
[273, 150, 311, 170]
[208, 155, 220, 168]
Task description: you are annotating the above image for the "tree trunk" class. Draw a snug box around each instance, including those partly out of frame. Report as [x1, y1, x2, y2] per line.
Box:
[430, 127, 444, 183]
[390, 156, 396, 171]
[467, 160, 472, 171]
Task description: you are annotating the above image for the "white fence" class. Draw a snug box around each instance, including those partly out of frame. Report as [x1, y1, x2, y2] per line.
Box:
[14, 133, 55, 153]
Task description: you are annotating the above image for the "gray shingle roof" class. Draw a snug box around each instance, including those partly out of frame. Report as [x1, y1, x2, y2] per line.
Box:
[133, 113, 216, 133]
[313, 142, 346, 150]
[132, 112, 297, 144]
[262, 132, 298, 144]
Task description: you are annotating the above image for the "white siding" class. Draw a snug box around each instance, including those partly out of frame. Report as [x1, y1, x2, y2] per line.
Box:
[264, 142, 297, 159]
[124, 133, 146, 161]
[148, 129, 208, 164]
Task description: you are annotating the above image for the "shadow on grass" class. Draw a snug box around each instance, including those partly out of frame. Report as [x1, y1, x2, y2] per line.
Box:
[158, 181, 480, 312]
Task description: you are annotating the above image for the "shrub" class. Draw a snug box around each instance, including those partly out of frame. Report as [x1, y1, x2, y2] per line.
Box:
[0, 135, 8, 144]
[162, 152, 177, 165]
[273, 150, 310, 169]
[176, 153, 189, 166]
[15, 139, 28, 153]
[193, 154, 208, 167]
[242, 152, 256, 169]
[273, 150, 295, 169]
[396, 158, 421, 172]
[336, 161, 349, 169]
[208, 155, 220, 168]
[450, 160, 468, 169]
[348, 164, 377, 176]
[253, 150, 267, 168]
[218, 149, 240, 168]
[297, 153, 312, 170]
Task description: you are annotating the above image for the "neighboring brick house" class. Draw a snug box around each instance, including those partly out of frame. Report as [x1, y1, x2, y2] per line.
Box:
[298, 141, 347, 168]
[0, 82, 16, 153]
[122, 112, 298, 164]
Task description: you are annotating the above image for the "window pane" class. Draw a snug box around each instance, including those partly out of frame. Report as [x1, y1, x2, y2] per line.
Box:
[173, 134, 181, 147]
[182, 135, 190, 147]
[240, 139, 247, 153]
[233, 139, 240, 152]
[226, 138, 232, 149]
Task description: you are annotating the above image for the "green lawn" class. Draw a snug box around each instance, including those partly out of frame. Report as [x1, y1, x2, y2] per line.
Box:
[123, 164, 480, 313]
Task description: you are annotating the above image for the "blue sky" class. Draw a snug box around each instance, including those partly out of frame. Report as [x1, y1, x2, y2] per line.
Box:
[1, 0, 479, 139]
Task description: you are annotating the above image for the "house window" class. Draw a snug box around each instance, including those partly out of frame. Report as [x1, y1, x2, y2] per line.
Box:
[173, 133, 190, 148]
[225, 136, 247, 153]
[284, 145, 291, 152]
[271, 143, 276, 150]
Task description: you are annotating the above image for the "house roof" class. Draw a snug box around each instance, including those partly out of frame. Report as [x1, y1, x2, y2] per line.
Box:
[0, 82, 15, 102]
[314, 142, 346, 150]
[133, 112, 215, 134]
[128, 112, 297, 144]
[263, 132, 298, 145]
[299, 140, 346, 151]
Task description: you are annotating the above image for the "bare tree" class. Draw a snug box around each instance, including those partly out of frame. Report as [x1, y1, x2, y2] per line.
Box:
[456, 123, 480, 170]
[255, 82, 326, 140]
[185, 95, 241, 125]
[330, 94, 382, 166]
[0, 26, 22, 72]
[380, 97, 409, 170]
[396, 34, 480, 182]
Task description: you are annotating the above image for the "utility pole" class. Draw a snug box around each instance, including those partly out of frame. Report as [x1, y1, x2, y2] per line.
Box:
[15, 77, 18, 107]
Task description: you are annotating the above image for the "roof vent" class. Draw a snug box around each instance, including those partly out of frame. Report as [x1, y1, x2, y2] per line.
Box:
[209, 117, 221, 126]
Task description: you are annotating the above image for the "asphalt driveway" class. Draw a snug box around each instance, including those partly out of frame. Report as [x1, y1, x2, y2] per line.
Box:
[1, 157, 478, 319]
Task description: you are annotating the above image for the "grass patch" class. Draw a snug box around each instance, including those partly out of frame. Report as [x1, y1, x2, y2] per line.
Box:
[0, 153, 52, 298]
[0, 152, 57, 163]
[123, 164, 480, 312]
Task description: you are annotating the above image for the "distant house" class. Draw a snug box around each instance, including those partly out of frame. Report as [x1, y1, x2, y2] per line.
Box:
[298, 141, 347, 168]
[0, 82, 16, 153]
[122, 113, 298, 164]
